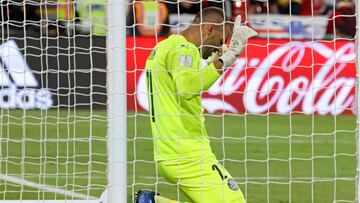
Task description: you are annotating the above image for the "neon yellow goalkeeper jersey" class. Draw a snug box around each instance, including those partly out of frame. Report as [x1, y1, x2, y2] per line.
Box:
[145, 34, 221, 161]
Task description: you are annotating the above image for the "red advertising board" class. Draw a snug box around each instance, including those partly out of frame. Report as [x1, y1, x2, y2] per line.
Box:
[127, 37, 356, 115]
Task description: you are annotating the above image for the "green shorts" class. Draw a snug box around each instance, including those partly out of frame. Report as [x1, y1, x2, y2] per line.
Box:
[157, 154, 246, 203]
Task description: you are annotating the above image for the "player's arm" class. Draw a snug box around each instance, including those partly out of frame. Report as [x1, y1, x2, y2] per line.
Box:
[171, 16, 257, 100]
[171, 46, 220, 100]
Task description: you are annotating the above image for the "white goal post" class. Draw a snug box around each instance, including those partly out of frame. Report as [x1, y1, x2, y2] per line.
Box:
[106, 0, 127, 203]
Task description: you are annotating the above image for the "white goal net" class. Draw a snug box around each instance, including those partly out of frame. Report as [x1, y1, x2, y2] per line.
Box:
[127, 0, 359, 202]
[0, 0, 358, 202]
[0, 0, 110, 202]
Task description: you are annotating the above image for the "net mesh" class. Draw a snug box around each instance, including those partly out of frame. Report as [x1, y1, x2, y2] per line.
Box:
[128, 0, 358, 202]
[0, 0, 107, 201]
[0, 0, 357, 202]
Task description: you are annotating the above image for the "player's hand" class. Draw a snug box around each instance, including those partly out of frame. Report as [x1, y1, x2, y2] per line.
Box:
[220, 15, 257, 67]
[204, 51, 220, 65]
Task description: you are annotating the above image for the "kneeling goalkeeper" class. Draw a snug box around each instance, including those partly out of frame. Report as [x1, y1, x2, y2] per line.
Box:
[136, 7, 257, 203]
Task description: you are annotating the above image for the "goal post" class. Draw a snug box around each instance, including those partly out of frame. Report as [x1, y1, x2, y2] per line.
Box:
[106, 0, 127, 203]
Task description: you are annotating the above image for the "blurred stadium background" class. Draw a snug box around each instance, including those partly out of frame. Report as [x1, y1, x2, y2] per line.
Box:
[0, 0, 357, 202]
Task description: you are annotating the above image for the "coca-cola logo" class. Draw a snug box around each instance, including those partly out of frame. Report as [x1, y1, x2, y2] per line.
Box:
[135, 40, 356, 115]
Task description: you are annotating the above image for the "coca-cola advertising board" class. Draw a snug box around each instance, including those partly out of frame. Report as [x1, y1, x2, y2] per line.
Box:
[248, 14, 328, 39]
[127, 37, 356, 115]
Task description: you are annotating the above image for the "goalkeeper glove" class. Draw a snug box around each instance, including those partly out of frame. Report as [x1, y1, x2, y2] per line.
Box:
[220, 16, 257, 67]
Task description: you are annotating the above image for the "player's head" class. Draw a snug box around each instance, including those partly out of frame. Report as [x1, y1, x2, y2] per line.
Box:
[192, 7, 233, 58]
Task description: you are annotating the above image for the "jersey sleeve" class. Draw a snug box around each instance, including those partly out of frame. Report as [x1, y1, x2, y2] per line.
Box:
[169, 45, 220, 100]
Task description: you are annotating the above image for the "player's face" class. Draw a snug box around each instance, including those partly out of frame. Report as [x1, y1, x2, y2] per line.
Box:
[201, 24, 232, 59]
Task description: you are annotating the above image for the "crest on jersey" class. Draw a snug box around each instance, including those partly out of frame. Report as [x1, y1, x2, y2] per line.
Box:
[227, 178, 239, 191]
[179, 55, 193, 67]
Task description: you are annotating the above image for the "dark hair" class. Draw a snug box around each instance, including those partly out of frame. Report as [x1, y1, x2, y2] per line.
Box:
[192, 7, 232, 26]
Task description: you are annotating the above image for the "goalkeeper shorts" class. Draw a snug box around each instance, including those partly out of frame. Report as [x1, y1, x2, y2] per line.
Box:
[157, 154, 246, 203]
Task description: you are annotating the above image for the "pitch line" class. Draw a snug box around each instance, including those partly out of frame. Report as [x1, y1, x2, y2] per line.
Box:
[136, 176, 355, 181]
[0, 174, 98, 200]
[210, 138, 355, 144]
[136, 135, 356, 144]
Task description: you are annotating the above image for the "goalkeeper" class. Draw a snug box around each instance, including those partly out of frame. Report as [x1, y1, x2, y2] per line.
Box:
[136, 7, 257, 203]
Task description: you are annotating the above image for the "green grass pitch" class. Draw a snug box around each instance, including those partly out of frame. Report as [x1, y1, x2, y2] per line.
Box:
[0, 109, 357, 202]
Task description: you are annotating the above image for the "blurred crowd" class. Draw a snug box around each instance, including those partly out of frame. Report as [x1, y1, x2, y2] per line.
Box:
[0, 0, 106, 36]
[0, 0, 356, 39]
[127, 0, 356, 38]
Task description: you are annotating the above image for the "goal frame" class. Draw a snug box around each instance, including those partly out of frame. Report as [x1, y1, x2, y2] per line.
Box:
[107, 0, 128, 203]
